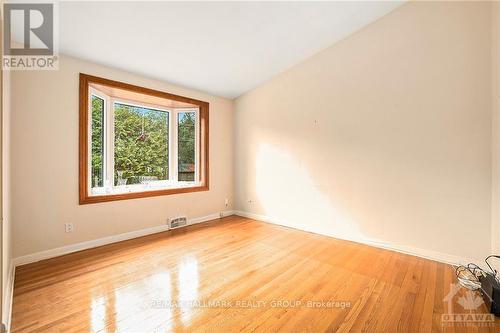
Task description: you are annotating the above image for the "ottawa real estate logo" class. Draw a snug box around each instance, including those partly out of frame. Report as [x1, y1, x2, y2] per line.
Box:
[442, 283, 495, 327]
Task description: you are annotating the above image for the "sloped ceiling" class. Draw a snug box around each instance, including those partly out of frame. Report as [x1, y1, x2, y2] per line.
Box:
[56, 1, 403, 98]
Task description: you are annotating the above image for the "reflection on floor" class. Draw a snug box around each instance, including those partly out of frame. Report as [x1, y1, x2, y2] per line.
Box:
[11, 215, 499, 332]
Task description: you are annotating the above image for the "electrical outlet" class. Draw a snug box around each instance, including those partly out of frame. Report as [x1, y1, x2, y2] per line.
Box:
[65, 223, 74, 233]
[225, 198, 229, 207]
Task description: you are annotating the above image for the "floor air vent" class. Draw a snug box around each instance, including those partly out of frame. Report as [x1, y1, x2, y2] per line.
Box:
[169, 216, 187, 229]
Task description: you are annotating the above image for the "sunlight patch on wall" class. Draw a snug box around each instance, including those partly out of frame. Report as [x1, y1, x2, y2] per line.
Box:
[255, 143, 360, 240]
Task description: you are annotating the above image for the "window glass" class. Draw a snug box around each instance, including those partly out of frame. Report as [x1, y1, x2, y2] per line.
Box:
[177, 112, 196, 181]
[114, 103, 169, 185]
[91, 95, 105, 188]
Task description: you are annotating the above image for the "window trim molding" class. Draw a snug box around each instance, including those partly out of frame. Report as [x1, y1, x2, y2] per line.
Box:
[79, 73, 209, 205]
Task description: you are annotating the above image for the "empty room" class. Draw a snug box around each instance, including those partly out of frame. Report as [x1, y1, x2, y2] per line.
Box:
[1, 0, 500, 332]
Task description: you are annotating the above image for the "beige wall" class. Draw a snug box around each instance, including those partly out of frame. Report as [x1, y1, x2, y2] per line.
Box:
[2, 8, 13, 325]
[2, 67, 11, 325]
[234, 1, 492, 263]
[11, 54, 234, 258]
[492, 1, 500, 255]
[8, 1, 497, 265]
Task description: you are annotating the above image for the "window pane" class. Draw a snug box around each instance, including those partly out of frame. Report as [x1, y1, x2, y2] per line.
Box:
[178, 112, 196, 181]
[114, 103, 169, 185]
[91, 95, 104, 188]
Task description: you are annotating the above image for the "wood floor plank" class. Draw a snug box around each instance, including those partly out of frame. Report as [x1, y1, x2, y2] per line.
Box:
[10, 216, 500, 332]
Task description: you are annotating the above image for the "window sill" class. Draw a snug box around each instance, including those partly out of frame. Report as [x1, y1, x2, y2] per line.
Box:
[80, 182, 208, 205]
[90, 181, 202, 196]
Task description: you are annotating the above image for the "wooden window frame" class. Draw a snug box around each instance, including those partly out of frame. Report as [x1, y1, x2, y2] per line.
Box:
[79, 73, 209, 205]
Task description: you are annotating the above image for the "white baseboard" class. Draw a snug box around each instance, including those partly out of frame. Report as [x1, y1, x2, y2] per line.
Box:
[190, 210, 234, 224]
[234, 210, 473, 267]
[12, 210, 235, 267]
[3, 262, 15, 333]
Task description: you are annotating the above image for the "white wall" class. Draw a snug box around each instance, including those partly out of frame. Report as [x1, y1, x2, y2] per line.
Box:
[234, 1, 492, 263]
[11, 54, 234, 258]
[492, 1, 500, 255]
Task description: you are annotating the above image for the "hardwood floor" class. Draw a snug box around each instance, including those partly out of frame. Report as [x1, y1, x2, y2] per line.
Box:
[11, 216, 499, 332]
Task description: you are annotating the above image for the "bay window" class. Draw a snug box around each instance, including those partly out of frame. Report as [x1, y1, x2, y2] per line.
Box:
[80, 74, 209, 204]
